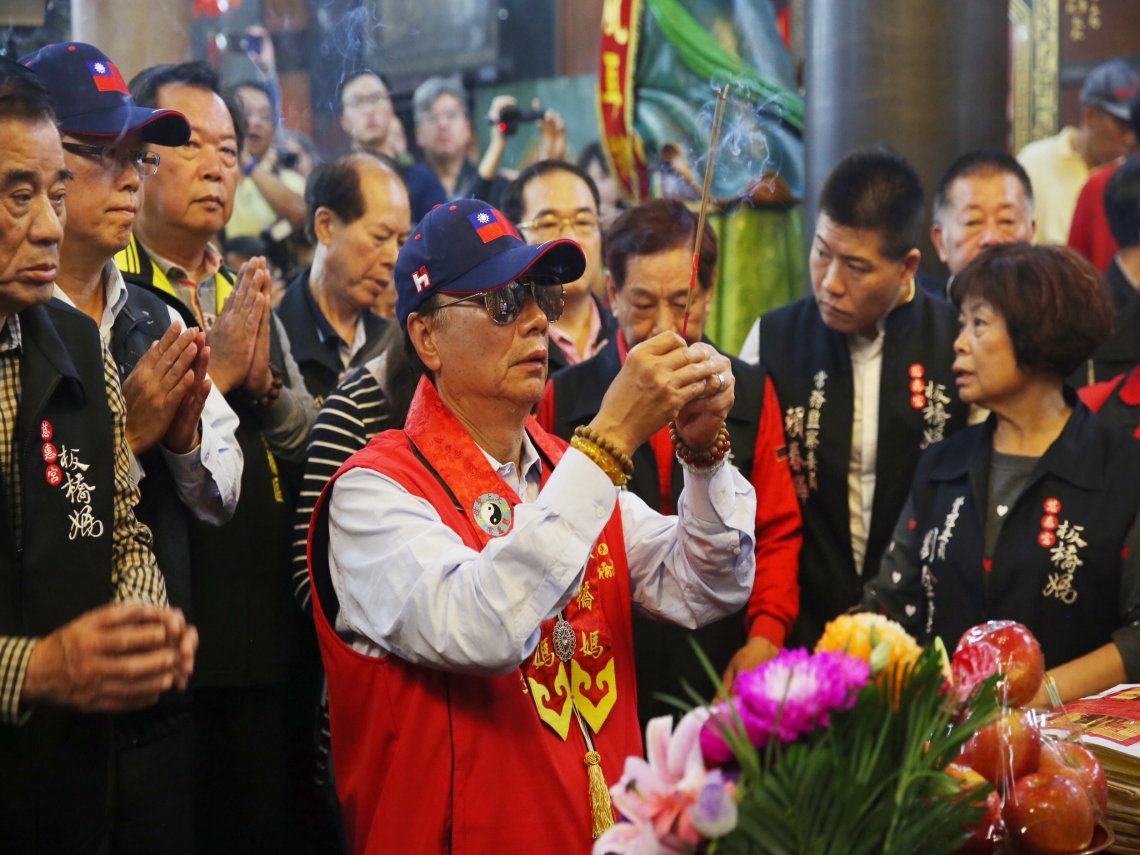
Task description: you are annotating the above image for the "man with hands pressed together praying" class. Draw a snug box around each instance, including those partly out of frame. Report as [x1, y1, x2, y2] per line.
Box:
[119, 60, 320, 854]
[307, 199, 755, 854]
[0, 61, 196, 855]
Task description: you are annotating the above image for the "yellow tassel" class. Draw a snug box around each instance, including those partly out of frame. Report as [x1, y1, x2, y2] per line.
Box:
[584, 750, 616, 838]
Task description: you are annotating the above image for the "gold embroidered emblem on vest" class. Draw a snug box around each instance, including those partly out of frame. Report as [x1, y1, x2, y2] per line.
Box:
[522, 535, 619, 739]
[571, 658, 618, 733]
[527, 664, 574, 740]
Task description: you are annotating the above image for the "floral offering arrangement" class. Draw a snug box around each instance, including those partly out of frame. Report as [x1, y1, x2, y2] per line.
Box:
[594, 615, 1111, 855]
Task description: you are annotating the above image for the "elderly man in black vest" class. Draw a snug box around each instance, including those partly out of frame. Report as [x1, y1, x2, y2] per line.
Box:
[539, 199, 802, 722]
[22, 43, 247, 855]
[741, 149, 971, 648]
[0, 61, 196, 855]
[276, 154, 409, 407]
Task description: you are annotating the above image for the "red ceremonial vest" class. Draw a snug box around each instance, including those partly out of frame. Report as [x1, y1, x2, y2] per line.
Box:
[307, 379, 643, 855]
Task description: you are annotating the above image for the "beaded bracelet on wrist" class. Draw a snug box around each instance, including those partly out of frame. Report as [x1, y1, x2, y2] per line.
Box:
[570, 436, 628, 487]
[669, 423, 730, 467]
[573, 426, 634, 477]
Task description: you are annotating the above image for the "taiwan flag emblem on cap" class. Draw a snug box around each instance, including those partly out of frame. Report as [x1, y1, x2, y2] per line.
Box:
[467, 207, 519, 244]
[87, 60, 129, 94]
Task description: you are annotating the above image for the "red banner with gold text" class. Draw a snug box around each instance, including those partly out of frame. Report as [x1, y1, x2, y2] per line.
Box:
[597, 0, 649, 202]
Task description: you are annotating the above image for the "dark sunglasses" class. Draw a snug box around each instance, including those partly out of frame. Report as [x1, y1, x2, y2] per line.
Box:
[434, 280, 565, 325]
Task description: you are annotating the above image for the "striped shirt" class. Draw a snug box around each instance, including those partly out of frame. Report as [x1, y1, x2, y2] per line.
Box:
[0, 314, 167, 724]
[292, 354, 392, 613]
[291, 354, 392, 785]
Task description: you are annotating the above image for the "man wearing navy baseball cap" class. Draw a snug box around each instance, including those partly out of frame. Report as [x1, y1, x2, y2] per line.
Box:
[306, 198, 757, 854]
[21, 42, 191, 147]
[23, 42, 246, 855]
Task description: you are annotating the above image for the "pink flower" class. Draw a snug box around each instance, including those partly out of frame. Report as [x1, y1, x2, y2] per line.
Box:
[701, 648, 870, 765]
[593, 709, 738, 855]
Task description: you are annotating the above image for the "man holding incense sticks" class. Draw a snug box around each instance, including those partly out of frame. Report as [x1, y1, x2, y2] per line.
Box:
[537, 199, 802, 722]
[306, 199, 756, 854]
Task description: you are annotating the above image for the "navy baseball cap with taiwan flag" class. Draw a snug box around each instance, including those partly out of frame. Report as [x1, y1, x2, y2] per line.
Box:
[394, 198, 586, 326]
[20, 42, 190, 146]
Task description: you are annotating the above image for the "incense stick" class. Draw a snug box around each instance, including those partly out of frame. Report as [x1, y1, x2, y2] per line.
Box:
[682, 84, 729, 340]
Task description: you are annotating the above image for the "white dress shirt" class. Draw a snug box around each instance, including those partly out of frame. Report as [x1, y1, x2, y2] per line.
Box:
[53, 263, 243, 524]
[847, 326, 884, 576]
[327, 435, 757, 675]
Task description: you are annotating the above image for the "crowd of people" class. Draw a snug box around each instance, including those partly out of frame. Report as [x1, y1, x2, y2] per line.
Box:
[2, 34, 1140, 855]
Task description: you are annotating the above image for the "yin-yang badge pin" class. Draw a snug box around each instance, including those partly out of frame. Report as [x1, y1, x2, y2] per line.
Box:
[473, 493, 512, 537]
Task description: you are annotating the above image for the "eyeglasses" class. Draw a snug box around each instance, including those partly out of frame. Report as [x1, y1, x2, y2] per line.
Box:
[516, 213, 600, 240]
[420, 107, 465, 126]
[343, 91, 389, 111]
[434, 280, 564, 325]
[62, 142, 161, 177]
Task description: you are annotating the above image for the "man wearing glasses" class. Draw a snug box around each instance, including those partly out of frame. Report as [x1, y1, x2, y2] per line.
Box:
[21, 42, 244, 854]
[116, 61, 322, 854]
[501, 160, 618, 373]
[338, 69, 446, 226]
[306, 198, 755, 854]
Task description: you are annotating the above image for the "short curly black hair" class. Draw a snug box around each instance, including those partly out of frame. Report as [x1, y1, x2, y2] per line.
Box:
[950, 243, 1113, 379]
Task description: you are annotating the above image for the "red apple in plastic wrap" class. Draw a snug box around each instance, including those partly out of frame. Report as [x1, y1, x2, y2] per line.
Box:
[957, 621, 1045, 708]
[946, 765, 1003, 854]
[1002, 772, 1096, 854]
[960, 791, 1003, 854]
[1039, 739, 1108, 811]
[961, 709, 1041, 791]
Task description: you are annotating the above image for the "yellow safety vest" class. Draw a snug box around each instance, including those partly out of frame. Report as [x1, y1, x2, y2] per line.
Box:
[114, 234, 234, 321]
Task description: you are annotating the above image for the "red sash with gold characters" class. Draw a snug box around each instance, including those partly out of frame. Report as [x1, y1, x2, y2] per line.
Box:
[403, 378, 621, 740]
[597, 0, 649, 202]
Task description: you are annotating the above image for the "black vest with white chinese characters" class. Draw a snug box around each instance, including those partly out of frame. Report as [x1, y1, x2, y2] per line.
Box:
[760, 289, 967, 647]
[548, 336, 764, 725]
[0, 302, 117, 854]
[908, 401, 1140, 667]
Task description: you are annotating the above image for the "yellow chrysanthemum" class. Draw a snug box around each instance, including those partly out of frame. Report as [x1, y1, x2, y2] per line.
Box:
[816, 613, 922, 692]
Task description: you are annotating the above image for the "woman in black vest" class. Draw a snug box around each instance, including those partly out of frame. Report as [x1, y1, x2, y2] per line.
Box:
[864, 244, 1140, 708]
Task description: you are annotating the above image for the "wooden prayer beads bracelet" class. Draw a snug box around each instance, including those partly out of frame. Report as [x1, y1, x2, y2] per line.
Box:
[669, 423, 731, 474]
[573, 426, 635, 476]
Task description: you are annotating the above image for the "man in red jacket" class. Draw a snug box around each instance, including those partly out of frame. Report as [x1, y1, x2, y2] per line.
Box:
[306, 199, 757, 854]
[537, 199, 801, 713]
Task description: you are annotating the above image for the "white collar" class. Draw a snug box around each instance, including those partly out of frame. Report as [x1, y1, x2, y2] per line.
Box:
[51, 261, 130, 338]
[477, 431, 543, 499]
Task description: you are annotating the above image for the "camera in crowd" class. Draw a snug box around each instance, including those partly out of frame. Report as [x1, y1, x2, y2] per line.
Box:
[489, 103, 546, 136]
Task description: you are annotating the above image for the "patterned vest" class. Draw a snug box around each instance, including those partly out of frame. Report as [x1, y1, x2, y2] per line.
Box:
[761, 289, 967, 646]
[908, 403, 1140, 667]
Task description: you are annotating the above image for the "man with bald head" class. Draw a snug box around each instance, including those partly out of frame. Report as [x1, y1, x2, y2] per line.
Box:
[276, 154, 411, 406]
